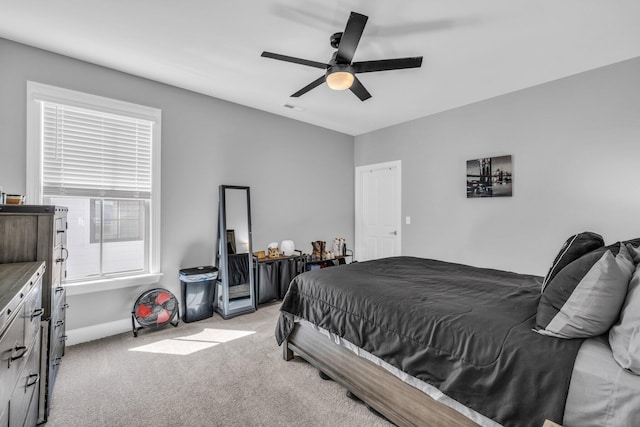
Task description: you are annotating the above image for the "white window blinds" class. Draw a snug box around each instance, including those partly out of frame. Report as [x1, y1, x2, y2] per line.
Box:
[42, 102, 153, 199]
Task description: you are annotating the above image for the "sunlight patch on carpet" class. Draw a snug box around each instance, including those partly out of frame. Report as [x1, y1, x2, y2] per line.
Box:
[178, 328, 256, 343]
[128, 328, 256, 355]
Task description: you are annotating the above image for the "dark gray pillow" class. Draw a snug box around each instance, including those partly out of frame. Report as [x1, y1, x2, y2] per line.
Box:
[624, 237, 640, 246]
[536, 242, 634, 339]
[541, 232, 604, 292]
[624, 239, 640, 264]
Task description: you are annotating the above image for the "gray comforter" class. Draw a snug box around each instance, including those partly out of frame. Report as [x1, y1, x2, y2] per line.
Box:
[276, 256, 584, 427]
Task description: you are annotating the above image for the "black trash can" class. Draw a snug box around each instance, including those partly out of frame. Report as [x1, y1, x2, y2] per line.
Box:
[179, 265, 218, 323]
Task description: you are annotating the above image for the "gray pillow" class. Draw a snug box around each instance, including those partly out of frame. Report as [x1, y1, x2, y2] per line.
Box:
[536, 243, 634, 339]
[609, 263, 640, 374]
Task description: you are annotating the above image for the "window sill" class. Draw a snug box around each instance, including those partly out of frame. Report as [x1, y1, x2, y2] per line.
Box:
[65, 273, 164, 296]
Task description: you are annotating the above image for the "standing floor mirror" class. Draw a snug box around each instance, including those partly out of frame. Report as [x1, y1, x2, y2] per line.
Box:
[215, 185, 255, 319]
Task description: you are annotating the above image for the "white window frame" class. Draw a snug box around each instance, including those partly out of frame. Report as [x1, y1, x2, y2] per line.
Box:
[26, 81, 162, 295]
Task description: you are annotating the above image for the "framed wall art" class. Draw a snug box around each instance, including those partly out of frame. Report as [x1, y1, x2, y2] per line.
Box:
[466, 155, 512, 198]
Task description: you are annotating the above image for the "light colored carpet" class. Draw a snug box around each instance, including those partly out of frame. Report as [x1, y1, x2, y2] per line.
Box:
[46, 302, 392, 426]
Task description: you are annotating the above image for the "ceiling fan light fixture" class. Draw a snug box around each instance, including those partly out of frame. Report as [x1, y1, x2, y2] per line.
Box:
[326, 66, 354, 91]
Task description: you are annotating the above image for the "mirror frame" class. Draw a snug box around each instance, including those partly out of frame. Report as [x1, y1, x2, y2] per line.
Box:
[215, 185, 255, 319]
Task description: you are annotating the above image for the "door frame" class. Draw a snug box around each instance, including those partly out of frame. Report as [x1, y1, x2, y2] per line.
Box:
[354, 160, 402, 261]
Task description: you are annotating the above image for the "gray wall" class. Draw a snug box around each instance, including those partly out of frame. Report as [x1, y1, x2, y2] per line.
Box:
[0, 38, 354, 337]
[355, 57, 640, 276]
[4, 35, 639, 340]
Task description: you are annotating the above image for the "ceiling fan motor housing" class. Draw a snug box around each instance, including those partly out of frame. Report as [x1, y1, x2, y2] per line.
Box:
[330, 32, 343, 49]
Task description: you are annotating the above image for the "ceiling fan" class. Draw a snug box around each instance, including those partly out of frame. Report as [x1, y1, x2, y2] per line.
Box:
[261, 11, 423, 101]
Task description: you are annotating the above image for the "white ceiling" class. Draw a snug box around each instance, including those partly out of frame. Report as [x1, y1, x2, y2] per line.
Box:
[2, 1, 640, 136]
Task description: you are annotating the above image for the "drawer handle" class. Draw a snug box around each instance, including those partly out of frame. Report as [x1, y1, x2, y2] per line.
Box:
[31, 308, 44, 320]
[55, 247, 69, 263]
[55, 287, 64, 293]
[26, 373, 40, 388]
[61, 335, 68, 343]
[53, 357, 62, 367]
[55, 320, 65, 328]
[62, 303, 69, 310]
[10, 346, 28, 362]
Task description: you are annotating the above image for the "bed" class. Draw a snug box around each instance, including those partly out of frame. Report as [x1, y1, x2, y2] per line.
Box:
[275, 247, 640, 427]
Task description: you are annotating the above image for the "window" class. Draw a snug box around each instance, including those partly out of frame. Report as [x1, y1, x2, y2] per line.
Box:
[90, 199, 144, 244]
[27, 82, 161, 284]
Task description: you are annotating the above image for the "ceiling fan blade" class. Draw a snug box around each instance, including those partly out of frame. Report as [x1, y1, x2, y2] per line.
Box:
[335, 12, 368, 64]
[352, 57, 423, 73]
[261, 51, 329, 69]
[349, 77, 372, 101]
[291, 75, 326, 97]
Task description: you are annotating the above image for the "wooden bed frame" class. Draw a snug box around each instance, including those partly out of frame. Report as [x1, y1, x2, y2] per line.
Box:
[283, 321, 561, 427]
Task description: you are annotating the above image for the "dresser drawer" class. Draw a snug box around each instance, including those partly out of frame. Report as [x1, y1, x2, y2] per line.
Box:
[47, 353, 62, 399]
[51, 287, 67, 358]
[0, 304, 26, 411]
[23, 280, 43, 352]
[51, 311, 66, 337]
[51, 286, 66, 360]
[52, 244, 65, 292]
[9, 329, 40, 427]
[51, 260, 62, 293]
[52, 285, 66, 315]
[54, 217, 66, 248]
[51, 280, 66, 317]
[51, 313, 66, 357]
[0, 284, 30, 338]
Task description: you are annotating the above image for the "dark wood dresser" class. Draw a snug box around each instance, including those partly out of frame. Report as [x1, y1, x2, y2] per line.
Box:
[0, 206, 68, 423]
[0, 262, 45, 427]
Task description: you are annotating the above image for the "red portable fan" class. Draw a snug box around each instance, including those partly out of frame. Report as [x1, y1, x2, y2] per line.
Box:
[131, 288, 180, 337]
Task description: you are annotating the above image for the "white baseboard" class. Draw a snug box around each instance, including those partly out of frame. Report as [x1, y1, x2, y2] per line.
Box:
[67, 318, 131, 346]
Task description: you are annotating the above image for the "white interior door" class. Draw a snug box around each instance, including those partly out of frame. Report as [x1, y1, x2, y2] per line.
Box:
[355, 161, 401, 261]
